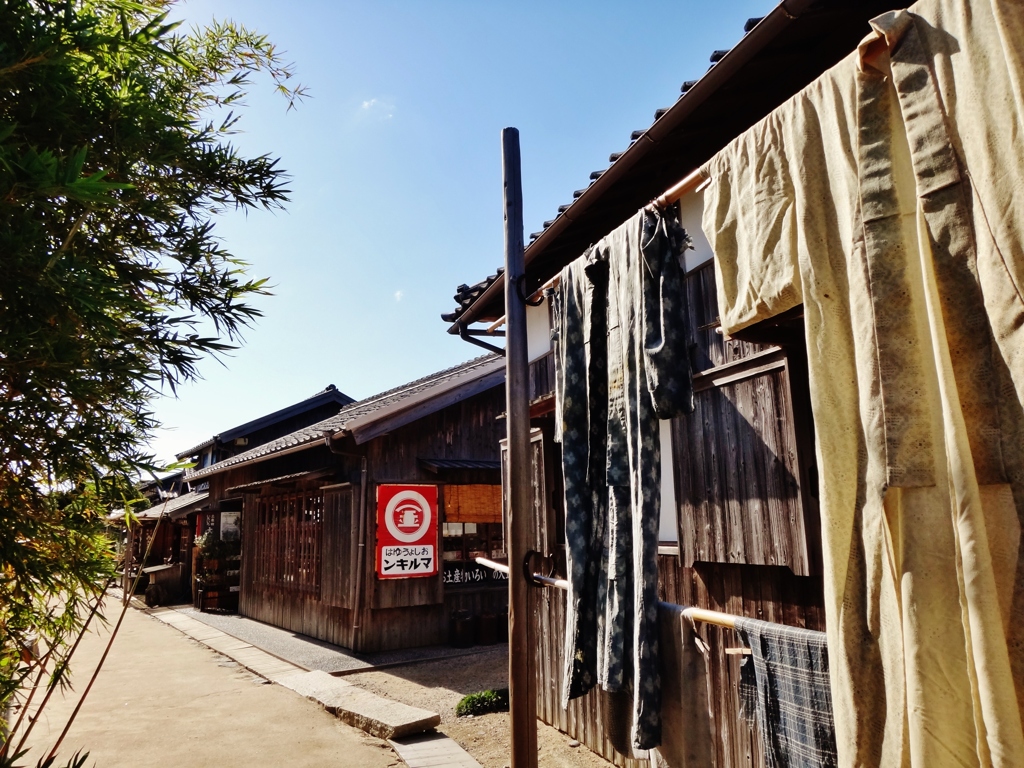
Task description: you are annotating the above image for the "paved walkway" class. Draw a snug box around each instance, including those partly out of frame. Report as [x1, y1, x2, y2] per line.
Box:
[16, 601, 398, 768]
[150, 606, 306, 682]
[173, 606, 371, 673]
[151, 604, 482, 767]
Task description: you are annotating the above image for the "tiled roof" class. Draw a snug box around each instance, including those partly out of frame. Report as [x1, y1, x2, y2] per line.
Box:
[440, 269, 504, 324]
[110, 490, 210, 521]
[441, 1, 905, 327]
[419, 458, 501, 472]
[185, 354, 504, 480]
[175, 438, 215, 460]
[175, 383, 354, 460]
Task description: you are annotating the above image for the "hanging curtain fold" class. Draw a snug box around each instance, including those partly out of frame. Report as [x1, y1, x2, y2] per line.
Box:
[701, 2, 1024, 766]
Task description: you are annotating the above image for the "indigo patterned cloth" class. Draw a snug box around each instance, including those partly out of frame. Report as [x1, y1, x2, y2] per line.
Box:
[553, 254, 609, 702]
[735, 618, 838, 768]
[554, 205, 693, 751]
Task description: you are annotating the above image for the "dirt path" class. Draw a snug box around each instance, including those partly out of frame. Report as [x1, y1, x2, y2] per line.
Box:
[16, 606, 399, 768]
[346, 646, 613, 768]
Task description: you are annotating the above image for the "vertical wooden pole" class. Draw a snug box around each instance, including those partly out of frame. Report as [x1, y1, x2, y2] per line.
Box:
[502, 127, 538, 768]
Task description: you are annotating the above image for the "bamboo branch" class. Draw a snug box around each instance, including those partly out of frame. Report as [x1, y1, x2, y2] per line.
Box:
[43, 516, 164, 762]
[5, 582, 111, 758]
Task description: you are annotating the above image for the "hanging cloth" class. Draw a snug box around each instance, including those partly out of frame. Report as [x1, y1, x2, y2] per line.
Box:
[553, 205, 694, 750]
[701, 1, 1024, 766]
[735, 618, 837, 768]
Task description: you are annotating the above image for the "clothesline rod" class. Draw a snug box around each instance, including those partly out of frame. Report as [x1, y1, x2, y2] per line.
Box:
[531, 572, 571, 590]
[475, 556, 510, 574]
[682, 606, 738, 629]
[475, 556, 570, 590]
[475, 557, 738, 630]
[652, 167, 709, 209]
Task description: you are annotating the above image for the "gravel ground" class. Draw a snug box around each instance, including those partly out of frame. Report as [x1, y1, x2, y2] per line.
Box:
[346, 645, 614, 768]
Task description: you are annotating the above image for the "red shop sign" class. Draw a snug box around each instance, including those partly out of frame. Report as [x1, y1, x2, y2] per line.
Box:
[375, 484, 438, 579]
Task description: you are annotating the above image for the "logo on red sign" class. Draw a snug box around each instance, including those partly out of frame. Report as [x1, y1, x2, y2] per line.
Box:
[376, 484, 438, 579]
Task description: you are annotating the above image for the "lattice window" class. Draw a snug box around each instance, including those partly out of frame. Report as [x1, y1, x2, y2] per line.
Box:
[251, 490, 323, 595]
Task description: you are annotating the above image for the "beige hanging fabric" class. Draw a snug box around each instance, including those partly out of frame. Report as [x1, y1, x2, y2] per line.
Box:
[700, 1, 1024, 766]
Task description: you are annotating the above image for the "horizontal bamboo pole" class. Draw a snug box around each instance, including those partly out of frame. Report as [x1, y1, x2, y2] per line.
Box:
[474, 557, 741, 630]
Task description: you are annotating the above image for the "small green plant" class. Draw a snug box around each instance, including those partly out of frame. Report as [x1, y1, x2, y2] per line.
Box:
[455, 688, 510, 717]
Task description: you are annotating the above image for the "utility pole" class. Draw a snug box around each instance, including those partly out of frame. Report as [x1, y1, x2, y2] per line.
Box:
[502, 127, 538, 768]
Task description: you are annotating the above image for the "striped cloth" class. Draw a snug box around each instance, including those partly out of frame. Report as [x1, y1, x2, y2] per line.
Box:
[735, 618, 838, 768]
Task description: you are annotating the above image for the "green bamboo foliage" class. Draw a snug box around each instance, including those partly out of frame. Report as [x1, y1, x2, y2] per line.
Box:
[0, 0, 303, 738]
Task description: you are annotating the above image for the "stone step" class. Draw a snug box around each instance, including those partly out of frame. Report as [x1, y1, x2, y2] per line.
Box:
[390, 731, 483, 768]
[277, 670, 440, 740]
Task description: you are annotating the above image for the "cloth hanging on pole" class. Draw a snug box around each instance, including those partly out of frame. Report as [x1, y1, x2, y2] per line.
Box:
[553, 205, 694, 751]
[735, 618, 837, 768]
[701, 2, 1024, 766]
[554, 254, 609, 702]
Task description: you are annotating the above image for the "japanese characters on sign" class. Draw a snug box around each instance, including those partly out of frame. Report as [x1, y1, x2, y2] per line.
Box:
[376, 484, 438, 579]
[443, 561, 508, 587]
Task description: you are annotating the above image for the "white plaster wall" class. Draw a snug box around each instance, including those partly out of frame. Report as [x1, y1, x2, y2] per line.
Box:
[526, 300, 552, 362]
[659, 420, 679, 543]
[679, 188, 714, 273]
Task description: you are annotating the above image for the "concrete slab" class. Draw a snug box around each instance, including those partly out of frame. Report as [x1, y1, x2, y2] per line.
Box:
[278, 669, 354, 695]
[149, 608, 190, 624]
[280, 670, 440, 741]
[390, 732, 483, 768]
[204, 636, 255, 654]
[182, 625, 227, 642]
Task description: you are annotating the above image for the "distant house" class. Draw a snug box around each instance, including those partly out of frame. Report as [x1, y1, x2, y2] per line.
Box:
[176, 383, 355, 472]
[184, 355, 514, 652]
[115, 384, 355, 605]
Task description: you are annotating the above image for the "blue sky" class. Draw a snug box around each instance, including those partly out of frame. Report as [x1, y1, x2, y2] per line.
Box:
[151, 0, 777, 464]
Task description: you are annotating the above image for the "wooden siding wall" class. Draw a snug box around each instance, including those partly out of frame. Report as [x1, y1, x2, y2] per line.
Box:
[675, 262, 817, 575]
[249, 490, 324, 593]
[525, 263, 825, 768]
[527, 557, 828, 768]
[529, 352, 555, 402]
[675, 361, 810, 573]
[359, 385, 508, 651]
[658, 561, 825, 768]
[238, 477, 359, 649]
[321, 487, 356, 609]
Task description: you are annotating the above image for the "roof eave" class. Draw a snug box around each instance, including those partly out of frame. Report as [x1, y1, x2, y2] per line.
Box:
[216, 388, 354, 444]
[446, 0, 815, 332]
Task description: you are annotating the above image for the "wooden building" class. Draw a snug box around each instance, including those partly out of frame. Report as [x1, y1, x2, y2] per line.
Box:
[111, 383, 357, 606]
[184, 355, 512, 652]
[442, 2, 904, 766]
